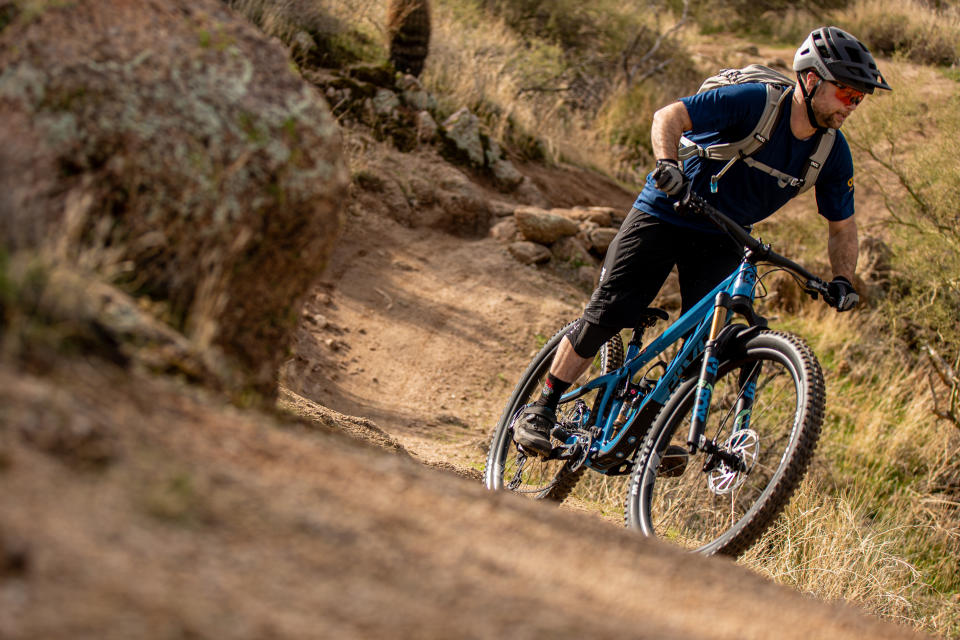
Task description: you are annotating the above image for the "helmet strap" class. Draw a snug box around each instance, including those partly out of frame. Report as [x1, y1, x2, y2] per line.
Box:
[797, 71, 827, 132]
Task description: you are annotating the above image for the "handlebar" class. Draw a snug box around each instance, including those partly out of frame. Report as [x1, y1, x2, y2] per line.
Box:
[673, 188, 834, 304]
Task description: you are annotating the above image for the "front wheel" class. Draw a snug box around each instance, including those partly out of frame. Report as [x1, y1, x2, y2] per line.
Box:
[484, 322, 623, 502]
[624, 330, 824, 556]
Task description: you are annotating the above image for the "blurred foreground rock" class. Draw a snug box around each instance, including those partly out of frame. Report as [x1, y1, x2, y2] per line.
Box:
[0, 0, 348, 397]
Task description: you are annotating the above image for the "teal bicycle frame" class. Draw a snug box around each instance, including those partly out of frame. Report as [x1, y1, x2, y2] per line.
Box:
[557, 255, 763, 475]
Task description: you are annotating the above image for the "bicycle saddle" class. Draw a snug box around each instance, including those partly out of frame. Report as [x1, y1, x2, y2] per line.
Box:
[636, 307, 669, 329]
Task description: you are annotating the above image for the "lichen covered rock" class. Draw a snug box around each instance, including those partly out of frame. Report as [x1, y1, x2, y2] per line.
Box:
[0, 0, 348, 397]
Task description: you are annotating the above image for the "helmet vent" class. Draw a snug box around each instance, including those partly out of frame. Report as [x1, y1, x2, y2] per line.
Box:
[844, 46, 864, 64]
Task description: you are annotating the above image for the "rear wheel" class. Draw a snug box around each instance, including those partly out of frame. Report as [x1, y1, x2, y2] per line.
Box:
[624, 330, 824, 556]
[485, 323, 623, 502]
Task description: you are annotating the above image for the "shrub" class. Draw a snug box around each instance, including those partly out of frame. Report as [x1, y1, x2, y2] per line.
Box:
[844, 62, 960, 348]
[836, 0, 960, 66]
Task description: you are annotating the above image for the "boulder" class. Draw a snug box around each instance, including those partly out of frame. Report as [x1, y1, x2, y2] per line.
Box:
[557, 208, 613, 227]
[514, 207, 580, 244]
[441, 107, 484, 166]
[0, 0, 348, 398]
[490, 218, 520, 243]
[491, 158, 524, 190]
[508, 241, 552, 266]
[367, 158, 489, 236]
[551, 237, 595, 266]
[587, 206, 627, 226]
[587, 228, 619, 254]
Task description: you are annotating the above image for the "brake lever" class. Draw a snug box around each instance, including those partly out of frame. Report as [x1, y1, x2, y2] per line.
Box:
[805, 278, 829, 303]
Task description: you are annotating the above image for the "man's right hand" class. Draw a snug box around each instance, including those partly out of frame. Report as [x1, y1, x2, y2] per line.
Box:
[653, 159, 688, 196]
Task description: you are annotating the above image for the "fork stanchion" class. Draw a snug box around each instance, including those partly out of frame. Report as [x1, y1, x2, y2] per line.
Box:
[687, 292, 732, 453]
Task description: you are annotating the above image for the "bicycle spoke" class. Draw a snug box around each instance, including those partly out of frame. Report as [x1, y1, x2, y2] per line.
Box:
[631, 336, 820, 555]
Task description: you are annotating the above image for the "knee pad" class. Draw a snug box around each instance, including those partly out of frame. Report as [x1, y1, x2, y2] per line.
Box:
[565, 318, 619, 359]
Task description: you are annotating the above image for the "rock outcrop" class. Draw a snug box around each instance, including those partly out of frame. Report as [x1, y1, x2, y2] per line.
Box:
[490, 202, 629, 287]
[0, 0, 348, 397]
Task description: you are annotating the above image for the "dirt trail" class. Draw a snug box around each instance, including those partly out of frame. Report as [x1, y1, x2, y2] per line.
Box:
[282, 150, 639, 476]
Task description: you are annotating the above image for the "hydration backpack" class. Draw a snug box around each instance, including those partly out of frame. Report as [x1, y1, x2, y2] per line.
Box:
[677, 64, 835, 195]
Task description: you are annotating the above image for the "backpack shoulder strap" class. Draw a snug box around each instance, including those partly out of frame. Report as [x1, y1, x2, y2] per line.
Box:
[796, 128, 836, 195]
[678, 84, 791, 162]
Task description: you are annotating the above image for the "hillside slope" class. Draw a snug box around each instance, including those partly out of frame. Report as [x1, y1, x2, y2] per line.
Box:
[0, 3, 943, 637]
[1, 339, 928, 640]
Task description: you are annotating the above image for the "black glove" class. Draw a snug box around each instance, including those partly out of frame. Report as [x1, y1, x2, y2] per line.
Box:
[826, 276, 859, 312]
[653, 159, 687, 196]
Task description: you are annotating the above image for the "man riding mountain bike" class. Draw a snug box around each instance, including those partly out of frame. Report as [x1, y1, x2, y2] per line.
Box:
[514, 26, 892, 456]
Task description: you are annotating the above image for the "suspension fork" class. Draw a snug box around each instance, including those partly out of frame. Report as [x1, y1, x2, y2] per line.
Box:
[686, 292, 732, 453]
[733, 362, 761, 434]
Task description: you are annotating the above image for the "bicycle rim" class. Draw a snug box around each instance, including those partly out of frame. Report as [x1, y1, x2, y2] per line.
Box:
[627, 331, 823, 555]
[485, 326, 623, 501]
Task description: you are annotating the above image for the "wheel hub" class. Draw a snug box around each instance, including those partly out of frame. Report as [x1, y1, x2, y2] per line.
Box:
[707, 429, 759, 495]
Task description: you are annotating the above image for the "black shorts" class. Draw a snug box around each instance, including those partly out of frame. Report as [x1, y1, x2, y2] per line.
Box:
[582, 208, 744, 329]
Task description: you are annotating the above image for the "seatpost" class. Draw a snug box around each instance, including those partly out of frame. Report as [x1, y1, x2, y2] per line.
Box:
[687, 292, 732, 453]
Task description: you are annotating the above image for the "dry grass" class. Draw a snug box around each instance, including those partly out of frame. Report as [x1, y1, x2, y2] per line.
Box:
[835, 0, 960, 66]
[422, 1, 614, 170]
[746, 306, 960, 636]
[740, 482, 933, 625]
[421, 1, 698, 178]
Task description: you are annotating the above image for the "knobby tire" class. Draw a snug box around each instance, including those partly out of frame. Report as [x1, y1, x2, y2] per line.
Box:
[624, 330, 824, 556]
[485, 323, 624, 502]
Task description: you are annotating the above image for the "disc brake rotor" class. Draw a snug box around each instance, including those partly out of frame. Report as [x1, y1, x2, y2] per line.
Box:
[708, 429, 759, 495]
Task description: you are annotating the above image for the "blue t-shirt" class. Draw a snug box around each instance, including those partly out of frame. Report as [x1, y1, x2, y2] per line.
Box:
[634, 83, 855, 232]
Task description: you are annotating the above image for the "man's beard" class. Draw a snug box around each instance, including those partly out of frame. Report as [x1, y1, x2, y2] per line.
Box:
[812, 102, 848, 129]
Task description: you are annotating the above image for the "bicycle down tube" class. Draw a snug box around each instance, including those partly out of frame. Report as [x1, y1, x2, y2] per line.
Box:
[558, 257, 761, 472]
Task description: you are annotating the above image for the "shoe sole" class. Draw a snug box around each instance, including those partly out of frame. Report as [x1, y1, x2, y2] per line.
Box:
[513, 431, 552, 456]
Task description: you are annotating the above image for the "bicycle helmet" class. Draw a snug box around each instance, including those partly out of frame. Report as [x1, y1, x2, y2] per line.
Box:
[794, 26, 891, 94]
[793, 27, 890, 130]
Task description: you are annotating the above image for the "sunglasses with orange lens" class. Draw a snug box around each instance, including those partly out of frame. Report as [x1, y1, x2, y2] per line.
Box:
[832, 82, 866, 107]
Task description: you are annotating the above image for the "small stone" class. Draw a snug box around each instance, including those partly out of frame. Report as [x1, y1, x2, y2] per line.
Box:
[403, 88, 430, 111]
[490, 218, 519, 243]
[508, 241, 552, 266]
[514, 207, 579, 244]
[587, 228, 619, 254]
[416, 110, 437, 142]
[489, 200, 516, 217]
[372, 88, 400, 117]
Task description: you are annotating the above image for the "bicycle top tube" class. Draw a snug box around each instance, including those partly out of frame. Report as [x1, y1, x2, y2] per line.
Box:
[559, 258, 760, 447]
